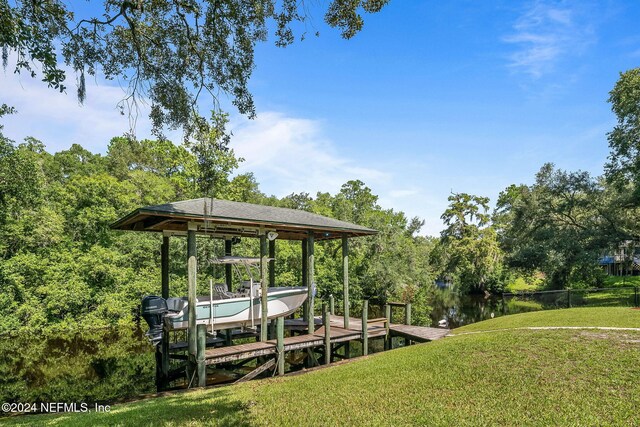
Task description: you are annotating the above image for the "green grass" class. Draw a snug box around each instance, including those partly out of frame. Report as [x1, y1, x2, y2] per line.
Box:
[5, 307, 640, 426]
[505, 276, 542, 292]
[455, 306, 640, 333]
[603, 275, 640, 287]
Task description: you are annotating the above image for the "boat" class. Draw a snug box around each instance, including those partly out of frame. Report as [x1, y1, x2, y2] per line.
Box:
[141, 256, 308, 344]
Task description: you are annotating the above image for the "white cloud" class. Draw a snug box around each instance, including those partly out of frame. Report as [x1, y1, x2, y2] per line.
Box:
[504, 1, 595, 78]
[0, 59, 179, 153]
[229, 112, 389, 197]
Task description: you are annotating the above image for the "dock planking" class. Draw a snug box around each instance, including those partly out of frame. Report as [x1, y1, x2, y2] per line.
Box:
[201, 315, 450, 372]
[389, 324, 450, 342]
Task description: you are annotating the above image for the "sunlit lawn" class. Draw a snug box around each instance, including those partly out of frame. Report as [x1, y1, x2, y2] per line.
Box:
[5, 307, 640, 426]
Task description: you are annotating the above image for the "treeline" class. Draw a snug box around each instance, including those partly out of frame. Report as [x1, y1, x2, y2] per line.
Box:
[2, 67, 640, 332]
[437, 68, 640, 294]
[0, 119, 436, 333]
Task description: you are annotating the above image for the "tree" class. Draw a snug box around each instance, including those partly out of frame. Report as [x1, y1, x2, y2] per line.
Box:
[500, 164, 610, 289]
[439, 193, 504, 294]
[1, 0, 389, 137]
[606, 67, 640, 197]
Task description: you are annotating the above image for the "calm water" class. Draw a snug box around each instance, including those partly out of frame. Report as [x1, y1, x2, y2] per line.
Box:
[0, 288, 547, 407]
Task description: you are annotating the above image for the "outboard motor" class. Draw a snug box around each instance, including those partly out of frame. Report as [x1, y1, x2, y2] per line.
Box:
[141, 295, 168, 345]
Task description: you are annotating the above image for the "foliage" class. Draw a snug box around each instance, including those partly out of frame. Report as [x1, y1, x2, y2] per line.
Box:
[0, 136, 435, 333]
[1, 0, 388, 137]
[438, 193, 505, 294]
[496, 164, 612, 289]
[8, 308, 640, 426]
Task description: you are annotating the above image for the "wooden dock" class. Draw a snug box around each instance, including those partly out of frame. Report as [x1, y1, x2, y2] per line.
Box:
[389, 324, 450, 342]
[202, 315, 449, 366]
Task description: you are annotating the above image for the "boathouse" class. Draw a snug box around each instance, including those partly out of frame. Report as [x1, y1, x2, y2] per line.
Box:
[111, 198, 448, 390]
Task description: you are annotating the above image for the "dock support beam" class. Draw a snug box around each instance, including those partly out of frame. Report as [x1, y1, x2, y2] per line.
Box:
[307, 232, 315, 333]
[342, 235, 349, 329]
[329, 295, 335, 315]
[224, 239, 232, 291]
[276, 316, 285, 375]
[362, 299, 368, 356]
[302, 238, 308, 322]
[323, 302, 331, 365]
[404, 303, 412, 346]
[269, 239, 276, 289]
[260, 233, 269, 342]
[197, 324, 206, 387]
[187, 223, 201, 386]
[384, 304, 391, 350]
[158, 234, 170, 391]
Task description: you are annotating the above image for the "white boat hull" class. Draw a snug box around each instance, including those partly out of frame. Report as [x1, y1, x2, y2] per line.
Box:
[166, 287, 308, 331]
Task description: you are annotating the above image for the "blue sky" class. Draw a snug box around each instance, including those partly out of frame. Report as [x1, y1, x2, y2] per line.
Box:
[2, 1, 640, 236]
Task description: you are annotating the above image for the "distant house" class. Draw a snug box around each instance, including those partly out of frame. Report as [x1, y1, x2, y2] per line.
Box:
[600, 241, 640, 276]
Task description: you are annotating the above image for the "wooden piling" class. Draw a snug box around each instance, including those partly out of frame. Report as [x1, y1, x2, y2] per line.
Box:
[224, 239, 232, 291]
[342, 235, 349, 329]
[384, 304, 391, 350]
[404, 302, 412, 346]
[260, 233, 269, 342]
[187, 225, 197, 365]
[302, 238, 308, 322]
[307, 232, 315, 333]
[362, 300, 368, 356]
[329, 295, 335, 315]
[159, 235, 170, 391]
[269, 239, 276, 289]
[197, 324, 206, 387]
[276, 316, 285, 375]
[323, 303, 331, 365]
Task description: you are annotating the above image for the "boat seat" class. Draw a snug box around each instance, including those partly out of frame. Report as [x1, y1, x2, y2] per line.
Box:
[213, 283, 235, 299]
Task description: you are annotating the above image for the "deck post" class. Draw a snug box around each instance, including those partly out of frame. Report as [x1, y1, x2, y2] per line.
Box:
[159, 234, 170, 391]
[224, 239, 232, 291]
[269, 239, 276, 288]
[404, 303, 412, 346]
[260, 233, 269, 342]
[276, 316, 285, 375]
[302, 238, 308, 322]
[323, 302, 331, 365]
[343, 235, 351, 358]
[187, 223, 198, 372]
[329, 295, 335, 315]
[342, 235, 349, 329]
[384, 304, 391, 350]
[362, 299, 368, 356]
[307, 232, 315, 333]
[197, 324, 206, 387]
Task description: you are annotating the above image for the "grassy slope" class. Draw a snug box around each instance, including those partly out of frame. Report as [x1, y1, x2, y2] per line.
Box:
[456, 307, 640, 333]
[5, 308, 640, 426]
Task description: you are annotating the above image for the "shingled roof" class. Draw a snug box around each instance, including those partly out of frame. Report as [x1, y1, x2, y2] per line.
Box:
[110, 198, 377, 241]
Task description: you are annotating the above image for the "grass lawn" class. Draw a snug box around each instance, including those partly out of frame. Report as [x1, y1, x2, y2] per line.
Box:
[5, 307, 640, 426]
[603, 275, 640, 287]
[456, 306, 640, 333]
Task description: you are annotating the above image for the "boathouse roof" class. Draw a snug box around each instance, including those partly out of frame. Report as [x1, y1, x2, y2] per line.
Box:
[110, 198, 377, 241]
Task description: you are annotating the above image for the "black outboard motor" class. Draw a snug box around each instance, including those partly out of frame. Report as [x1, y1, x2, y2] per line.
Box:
[141, 295, 168, 345]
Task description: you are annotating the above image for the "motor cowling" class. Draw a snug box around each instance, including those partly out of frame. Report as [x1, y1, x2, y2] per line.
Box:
[141, 295, 167, 345]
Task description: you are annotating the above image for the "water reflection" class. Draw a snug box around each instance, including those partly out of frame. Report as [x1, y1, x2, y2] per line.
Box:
[0, 328, 155, 406]
[428, 287, 505, 329]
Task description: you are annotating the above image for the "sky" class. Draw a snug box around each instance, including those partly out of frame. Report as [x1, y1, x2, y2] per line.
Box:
[2, 1, 640, 236]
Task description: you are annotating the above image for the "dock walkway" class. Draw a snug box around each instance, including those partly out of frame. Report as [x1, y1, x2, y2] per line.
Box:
[202, 315, 449, 365]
